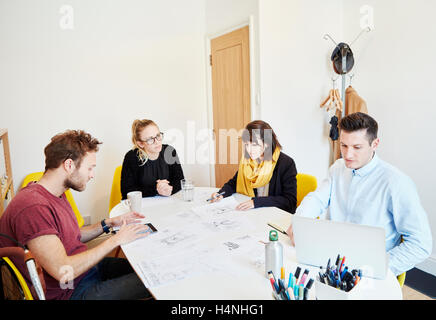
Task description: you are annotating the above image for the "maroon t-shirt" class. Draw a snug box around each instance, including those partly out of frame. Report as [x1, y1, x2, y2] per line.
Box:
[0, 182, 88, 300]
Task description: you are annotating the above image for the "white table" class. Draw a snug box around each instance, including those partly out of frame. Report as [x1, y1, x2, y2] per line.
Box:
[110, 187, 402, 300]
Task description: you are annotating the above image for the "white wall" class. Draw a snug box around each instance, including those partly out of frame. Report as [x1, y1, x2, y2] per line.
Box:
[0, 0, 210, 224]
[342, 0, 436, 276]
[2, 0, 435, 276]
[205, 0, 261, 119]
[258, 0, 343, 181]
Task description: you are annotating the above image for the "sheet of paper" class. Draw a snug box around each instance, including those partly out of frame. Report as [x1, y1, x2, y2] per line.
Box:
[191, 196, 240, 218]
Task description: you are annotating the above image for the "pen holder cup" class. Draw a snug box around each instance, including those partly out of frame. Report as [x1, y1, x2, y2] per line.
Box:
[315, 279, 360, 300]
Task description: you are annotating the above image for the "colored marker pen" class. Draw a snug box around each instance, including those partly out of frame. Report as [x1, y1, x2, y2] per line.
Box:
[294, 266, 301, 280]
[326, 258, 331, 271]
[339, 256, 346, 274]
[303, 287, 309, 300]
[268, 270, 277, 283]
[299, 284, 304, 300]
[278, 278, 285, 291]
[281, 267, 285, 280]
[269, 278, 277, 292]
[288, 273, 293, 289]
[298, 269, 310, 286]
[341, 266, 348, 280]
[335, 254, 341, 267]
[287, 287, 295, 300]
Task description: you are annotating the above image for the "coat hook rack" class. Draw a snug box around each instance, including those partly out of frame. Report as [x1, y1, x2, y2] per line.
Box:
[323, 27, 371, 117]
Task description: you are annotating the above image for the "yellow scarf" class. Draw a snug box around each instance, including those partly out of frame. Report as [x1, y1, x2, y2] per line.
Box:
[236, 147, 281, 197]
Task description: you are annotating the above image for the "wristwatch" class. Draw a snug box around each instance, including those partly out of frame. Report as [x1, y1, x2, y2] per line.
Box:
[101, 219, 111, 234]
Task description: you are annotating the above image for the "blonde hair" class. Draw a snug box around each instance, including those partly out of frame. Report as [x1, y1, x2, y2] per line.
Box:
[131, 119, 158, 165]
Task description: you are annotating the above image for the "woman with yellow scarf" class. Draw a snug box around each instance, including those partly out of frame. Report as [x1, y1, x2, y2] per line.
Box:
[210, 120, 297, 213]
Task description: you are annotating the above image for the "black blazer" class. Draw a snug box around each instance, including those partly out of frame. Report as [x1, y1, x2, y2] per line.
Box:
[218, 152, 297, 213]
[121, 144, 184, 199]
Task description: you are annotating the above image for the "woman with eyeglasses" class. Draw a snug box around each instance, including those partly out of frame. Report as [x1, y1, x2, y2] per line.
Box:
[121, 119, 184, 199]
[210, 120, 297, 213]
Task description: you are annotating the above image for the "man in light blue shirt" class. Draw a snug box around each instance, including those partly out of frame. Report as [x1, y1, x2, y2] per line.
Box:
[287, 112, 432, 276]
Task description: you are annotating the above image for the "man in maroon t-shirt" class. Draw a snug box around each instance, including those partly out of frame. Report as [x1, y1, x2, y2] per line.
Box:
[0, 130, 152, 300]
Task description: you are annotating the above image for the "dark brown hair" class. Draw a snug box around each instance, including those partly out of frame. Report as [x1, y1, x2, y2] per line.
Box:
[44, 130, 102, 171]
[241, 120, 282, 160]
[339, 112, 378, 144]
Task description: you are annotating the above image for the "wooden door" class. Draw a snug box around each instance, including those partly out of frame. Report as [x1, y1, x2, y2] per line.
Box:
[211, 26, 251, 188]
[0, 129, 14, 217]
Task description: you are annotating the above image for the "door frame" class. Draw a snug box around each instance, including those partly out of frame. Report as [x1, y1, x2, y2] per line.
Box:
[205, 15, 257, 187]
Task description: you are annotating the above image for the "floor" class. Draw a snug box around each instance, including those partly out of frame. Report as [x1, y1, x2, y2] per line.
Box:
[402, 285, 433, 300]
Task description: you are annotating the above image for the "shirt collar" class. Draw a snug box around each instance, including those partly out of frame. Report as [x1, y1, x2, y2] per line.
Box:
[352, 153, 379, 177]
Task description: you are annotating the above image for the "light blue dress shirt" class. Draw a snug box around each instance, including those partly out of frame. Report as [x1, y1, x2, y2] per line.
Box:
[296, 153, 432, 276]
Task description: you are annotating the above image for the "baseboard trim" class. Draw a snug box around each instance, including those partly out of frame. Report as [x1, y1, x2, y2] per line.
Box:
[416, 255, 436, 277]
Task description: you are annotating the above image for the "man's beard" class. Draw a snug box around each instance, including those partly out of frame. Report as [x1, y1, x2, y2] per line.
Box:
[64, 173, 86, 192]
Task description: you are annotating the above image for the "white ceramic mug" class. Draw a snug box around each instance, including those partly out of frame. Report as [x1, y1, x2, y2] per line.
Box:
[126, 191, 142, 213]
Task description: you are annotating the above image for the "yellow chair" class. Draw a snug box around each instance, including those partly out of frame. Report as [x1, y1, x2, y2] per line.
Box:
[109, 165, 123, 258]
[109, 165, 123, 212]
[20, 172, 84, 228]
[397, 272, 406, 288]
[0, 257, 34, 300]
[396, 236, 406, 287]
[296, 173, 317, 207]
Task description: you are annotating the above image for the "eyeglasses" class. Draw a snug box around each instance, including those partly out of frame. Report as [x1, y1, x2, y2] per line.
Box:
[139, 132, 164, 145]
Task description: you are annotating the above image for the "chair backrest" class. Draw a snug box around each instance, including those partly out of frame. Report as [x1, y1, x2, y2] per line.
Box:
[296, 173, 317, 207]
[109, 165, 123, 212]
[20, 172, 84, 228]
[1, 257, 33, 300]
[397, 236, 406, 287]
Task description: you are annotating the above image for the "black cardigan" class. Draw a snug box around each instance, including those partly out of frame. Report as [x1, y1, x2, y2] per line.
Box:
[121, 144, 184, 199]
[218, 152, 297, 213]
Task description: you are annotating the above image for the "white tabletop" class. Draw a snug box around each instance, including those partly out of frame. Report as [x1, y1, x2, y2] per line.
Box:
[110, 187, 402, 300]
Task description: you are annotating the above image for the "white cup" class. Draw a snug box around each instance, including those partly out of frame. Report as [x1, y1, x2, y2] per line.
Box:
[181, 179, 194, 202]
[126, 191, 142, 213]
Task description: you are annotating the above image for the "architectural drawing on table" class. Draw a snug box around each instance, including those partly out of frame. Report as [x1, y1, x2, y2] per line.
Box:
[192, 196, 239, 218]
[139, 259, 195, 288]
[175, 210, 201, 221]
[160, 231, 197, 246]
[203, 218, 242, 232]
[223, 241, 240, 251]
[138, 249, 218, 288]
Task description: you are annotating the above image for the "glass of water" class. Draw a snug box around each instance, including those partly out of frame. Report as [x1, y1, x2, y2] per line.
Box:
[181, 179, 194, 201]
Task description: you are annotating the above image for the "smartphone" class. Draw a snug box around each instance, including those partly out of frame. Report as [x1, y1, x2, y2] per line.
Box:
[145, 223, 157, 233]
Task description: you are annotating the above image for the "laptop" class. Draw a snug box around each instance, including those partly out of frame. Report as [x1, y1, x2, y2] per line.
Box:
[292, 215, 388, 279]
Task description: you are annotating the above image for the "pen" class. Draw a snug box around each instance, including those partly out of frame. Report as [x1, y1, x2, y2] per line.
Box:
[269, 278, 277, 292]
[305, 278, 314, 290]
[335, 254, 341, 268]
[268, 271, 279, 291]
[299, 285, 304, 301]
[278, 279, 285, 291]
[268, 270, 276, 282]
[281, 267, 285, 281]
[298, 269, 310, 286]
[267, 222, 287, 235]
[206, 191, 225, 202]
[340, 266, 348, 280]
[294, 283, 299, 299]
[303, 287, 309, 300]
[326, 258, 331, 272]
[294, 267, 301, 281]
[287, 287, 295, 300]
[287, 273, 293, 289]
[339, 256, 346, 274]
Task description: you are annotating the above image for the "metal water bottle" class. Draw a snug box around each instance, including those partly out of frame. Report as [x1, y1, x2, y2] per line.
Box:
[265, 230, 283, 278]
